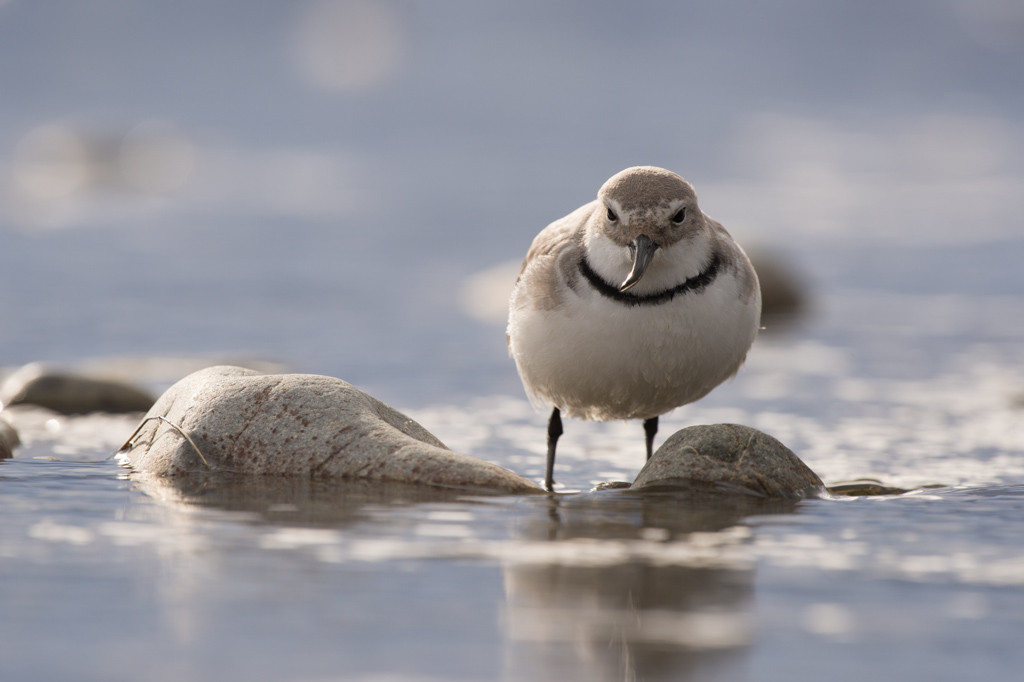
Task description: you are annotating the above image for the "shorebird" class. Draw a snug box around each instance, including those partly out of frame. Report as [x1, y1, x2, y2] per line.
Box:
[507, 166, 761, 491]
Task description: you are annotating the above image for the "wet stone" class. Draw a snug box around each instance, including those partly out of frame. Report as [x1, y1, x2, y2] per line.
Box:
[120, 365, 542, 494]
[827, 481, 911, 496]
[591, 481, 632, 491]
[0, 363, 155, 415]
[631, 423, 825, 499]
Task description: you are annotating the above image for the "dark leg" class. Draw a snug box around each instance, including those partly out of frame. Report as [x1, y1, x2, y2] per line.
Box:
[545, 407, 563, 492]
[643, 416, 659, 461]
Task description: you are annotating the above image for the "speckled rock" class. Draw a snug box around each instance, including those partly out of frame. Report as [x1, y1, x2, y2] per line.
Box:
[0, 363, 155, 415]
[0, 418, 17, 459]
[119, 366, 542, 493]
[631, 424, 824, 498]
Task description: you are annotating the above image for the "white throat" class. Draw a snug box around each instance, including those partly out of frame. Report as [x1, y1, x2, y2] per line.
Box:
[583, 230, 713, 296]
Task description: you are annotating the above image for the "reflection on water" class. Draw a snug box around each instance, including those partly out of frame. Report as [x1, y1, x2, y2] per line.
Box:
[502, 493, 789, 682]
[128, 473, 800, 682]
[505, 562, 750, 682]
[135, 472, 484, 527]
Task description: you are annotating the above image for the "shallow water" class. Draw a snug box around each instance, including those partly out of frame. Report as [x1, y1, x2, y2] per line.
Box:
[3, 280, 1024, 681]
[3, 1, 1024, 680]
[3, 453, 1024, 682]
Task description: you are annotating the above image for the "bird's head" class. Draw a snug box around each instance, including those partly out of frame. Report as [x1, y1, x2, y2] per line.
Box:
[595, 166, 706, 292]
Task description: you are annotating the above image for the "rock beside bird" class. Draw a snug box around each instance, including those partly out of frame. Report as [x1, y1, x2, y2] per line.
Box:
[118, 365, 543, 493]
[631, 423, 824, 498]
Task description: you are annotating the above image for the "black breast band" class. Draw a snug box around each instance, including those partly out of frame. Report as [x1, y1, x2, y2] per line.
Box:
[578, 250, 722, 307]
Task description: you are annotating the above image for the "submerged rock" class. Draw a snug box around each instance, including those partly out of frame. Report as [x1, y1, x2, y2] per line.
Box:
[0, 363, 155, 415]
[0, 418, 17, 459]
[119, 366, 541, 493]
[632, 424, 824, 498]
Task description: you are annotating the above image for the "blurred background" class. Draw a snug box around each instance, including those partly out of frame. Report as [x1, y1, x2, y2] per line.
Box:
[3, 4, 1024, 681]
[0, 0, 1022, 404]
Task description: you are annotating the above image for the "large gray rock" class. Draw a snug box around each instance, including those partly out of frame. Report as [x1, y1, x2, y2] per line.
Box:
[119, 366, 542, 493]
[0, 363, 155, 414]
[632, 424, 824, 498]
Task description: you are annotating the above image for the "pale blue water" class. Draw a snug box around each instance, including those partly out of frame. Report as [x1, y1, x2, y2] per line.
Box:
[2, 2, 1024, 680]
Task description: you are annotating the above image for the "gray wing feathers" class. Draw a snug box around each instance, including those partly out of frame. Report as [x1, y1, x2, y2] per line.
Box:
[512, 202, 593, 310]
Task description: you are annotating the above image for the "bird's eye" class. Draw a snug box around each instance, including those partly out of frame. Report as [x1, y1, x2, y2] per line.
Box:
[606, 207, 617, 222]
[671, 208, 686, 223]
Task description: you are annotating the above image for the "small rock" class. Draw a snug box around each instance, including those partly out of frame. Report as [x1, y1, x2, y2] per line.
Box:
[631, 424, 824, 498]
[591, 481, 632, 491]
[0, 418, 17, 459]
[0, 363, 156, 415]
[119, 366, 542, 494]
[827, 481, 910, 496]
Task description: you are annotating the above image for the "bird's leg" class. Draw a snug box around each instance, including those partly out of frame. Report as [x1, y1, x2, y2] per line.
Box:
[643, 416, 658, 461]
[545, 407, 563, 492]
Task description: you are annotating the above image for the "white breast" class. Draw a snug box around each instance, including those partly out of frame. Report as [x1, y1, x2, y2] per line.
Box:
[508, 243, 760, 421]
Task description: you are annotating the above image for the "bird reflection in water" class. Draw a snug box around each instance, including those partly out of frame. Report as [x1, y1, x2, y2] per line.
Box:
[503, 491, 799, 682]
